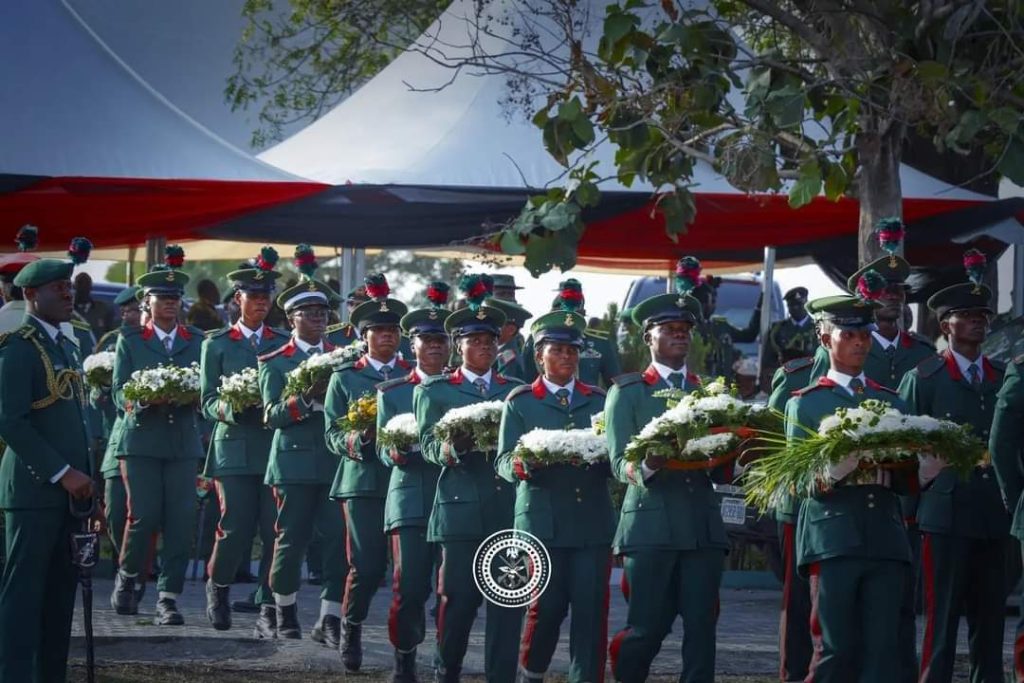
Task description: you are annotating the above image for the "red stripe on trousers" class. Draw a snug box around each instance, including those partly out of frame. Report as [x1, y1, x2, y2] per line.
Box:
[619, 558, 630, 602]
[118, 460, 132, 566]
[269, 486, 285, 594]
[608, 627, 630, 679]
[520, 554, 540, 668]
[388, 531, 402, 648]
[1015, 629, 1024, 683]
[805, 562, 823, 683]
[435, 547, 448, 645]
[919, 534, 937, 683]
[779, 521, 796, 681]
[206, 478, 228, 579]
[341, 500, 354, 617]
[596, 553, 612, 683]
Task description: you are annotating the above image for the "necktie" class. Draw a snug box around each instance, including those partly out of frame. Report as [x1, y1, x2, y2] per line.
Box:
[968, 364, 982, 387]
[848, 377, 864, 394]
[555, 388, 570, 406]
[667, 372, 685, 389]
[54, 332, 72, 365]
[307, 347, 321, 356]
[163, 335, 174, 353]
[474, 378, 488, 395]
[380, 364, 392, 380]
[249, 333, 259, 351]
[884, 344, 896, 359]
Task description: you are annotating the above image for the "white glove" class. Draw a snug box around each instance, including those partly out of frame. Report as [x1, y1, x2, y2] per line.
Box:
[311, 400, 324, 413]
[826, 454, 859, 483]
[918, 454, 948, 487]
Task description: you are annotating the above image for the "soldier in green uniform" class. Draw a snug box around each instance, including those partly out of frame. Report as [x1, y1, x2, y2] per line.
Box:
[606, 286, 727, 683]
[202, 248, 290, 631]
[522, 279, 621, 388]
[377, 281, 452, 682]
[496, 308, 614, 683]
[899, 281, 1006, 683]
[488, 297, 532, 381]
[325, 273, 412, 672]
[991, 347, 1024, 681]
[764, 287, 816, 381]
[258, 254, 347, 641]
[110, 246, 205, 624]
[0, 257, 95, 683]
[491, 273, 523, 303]
[788, 295, 913, 683]
[414, 274, 523, 683]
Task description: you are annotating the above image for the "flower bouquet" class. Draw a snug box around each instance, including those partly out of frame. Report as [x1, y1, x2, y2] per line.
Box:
[123, 362, 201, 406]
[379, 412, 419, 451]
[512, 427, 608, 467]
[83, 351, 116, 389]
[335, 392, 378, 434]
[217, 367, 262, 412]
[434, 400, 504, 452]
[590, 411, 606, 436]
[743, 399, 986, 511]
[282, 340, 366, 398]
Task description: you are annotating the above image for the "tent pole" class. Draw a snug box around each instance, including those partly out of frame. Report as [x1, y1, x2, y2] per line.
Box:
[341, 248, 354, 322]
[354, 249, 366, 291]
[126, 246, 137, 285]
[757, 246, 776, 386]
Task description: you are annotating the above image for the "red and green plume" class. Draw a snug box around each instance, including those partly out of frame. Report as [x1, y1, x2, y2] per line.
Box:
[458, 274, 492, 311]
[256, 245, 279, 272]
[675, 256, 702, 295]
[426, 281, 450, 308]
[15, 224, 38, 252]
[293, 244, 318, 278]
[556, 278, 584, 312]
[854, 269, 886, 304]
[164, 244, 185, 269]
[67, 237, 92, 265]
[874, 217, 905, 267]
[365, 273, 390, 300]
[963, 248, 987, 293]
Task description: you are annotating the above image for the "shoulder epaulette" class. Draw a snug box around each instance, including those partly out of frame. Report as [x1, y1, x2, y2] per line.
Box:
[326, 322, 356, 334]
[584, 328, 609, 340]
[611, 372, 643, 388]
[782, 357, 813, 373]
[377, 376, 410, 393]
[989, 358, 1006, 373]
[506, 384, 534, 400]
[420, 373, 453, 388]
[499, 374, 524, 386]
[871, 383, 900, 396]
[589, 386, 607, 397]
[257, 345, 290, 363]
[206, 326, 231, 339]
[916, 354, 946, 378]
[18, 324, 36, 339]
[95, 329, 120, 350]
[909, 331, 935, 348]
[69, 319, 91, 331]
[185, 325, 205, 338]
[793, 383, 828, 397]
[270, 326, 290, 337]
[121, 325, 142, 338]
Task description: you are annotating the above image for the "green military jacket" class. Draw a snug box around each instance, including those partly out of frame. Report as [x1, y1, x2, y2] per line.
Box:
[522, 329, 621, 388]
[201, 323, 290, 477]
[991, 356, 1024, 538]
[326, 321, 359, 348]
[91, 327, 125, 478]
[325, 354, 414, 499]
[113, 322, 204, 461]
[788, 377, 913, 570]
[606, 365, 731, 554]
[496, 378, 614, 548]
[765, 317, 817, 371]
[259, 337, 338, 485]
[494, 338, 526, 381]
[899, 351, 1007, 540]
[699, 312, 760, 382]
[810, 331, 934, 390]
[0, 318, 92, 509]
[767, 356, 818, 524]
[377, 370, 440, 530]
[415, 368, 522, 542]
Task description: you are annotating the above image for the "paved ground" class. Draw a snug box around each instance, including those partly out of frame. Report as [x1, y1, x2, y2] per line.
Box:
[70, 568, 1018, 678]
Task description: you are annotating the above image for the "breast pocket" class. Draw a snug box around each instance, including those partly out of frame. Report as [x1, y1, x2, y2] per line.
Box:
[214, 437, 248, 470]
[276, 433, 317, 481]
[515, 485, 553, 539]
[804, 507, 861, 555]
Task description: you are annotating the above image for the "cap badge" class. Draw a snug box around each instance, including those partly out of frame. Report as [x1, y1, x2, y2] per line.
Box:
[167, 272, 175, 282]
[564, 314, 575, 326]
[675, 297, 685, 308]
[255, 272, 264, 281]
[428, 310, 438, 320]
[475, 310, 487, 320]
[307, 281, 317, 292]
[379, 301, 390, 313]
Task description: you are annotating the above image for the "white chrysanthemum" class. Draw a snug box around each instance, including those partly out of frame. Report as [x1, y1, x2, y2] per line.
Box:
[682, 432, 739, 458]
[384, 413, 419, 438]
[83, 351, 115, 373]
[518, 427, 609, 463]
[436, 401, 504, 427]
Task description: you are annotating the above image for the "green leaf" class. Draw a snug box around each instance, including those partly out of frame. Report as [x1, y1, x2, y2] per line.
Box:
[499, 229, 527, 255]
[915, 61, 948, 84]
[603, 11, 637, 47]
[531, 108, 550, 129]
[523, 228, 582, 277]
[823, 162, 848, 202]
[788, 162, 821, 208]
[573, 180, 601, 208]
[558, 96, 583, 122]
[998, 137, 1024, 185]
[764, 83, 805, 129]
[538, 201, 581, 233]
[658, 189, 697, 240]
[989, 107, 1021, 135]
[570, 115, 596, 147]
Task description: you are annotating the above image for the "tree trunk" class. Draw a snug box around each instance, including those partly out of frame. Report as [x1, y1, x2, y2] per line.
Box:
[855, 126, 905, 266]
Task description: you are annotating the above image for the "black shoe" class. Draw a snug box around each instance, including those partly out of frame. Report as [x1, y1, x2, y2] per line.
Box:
[155, 598, 185, 626]
[391, 648, 420, 683]
[253, 604, 277, 639]
[434, 665, 460, 683]
[276, 604, 301, 639]
[134, 582, 146, 607]
[307, 570, 323, 586]
[310, 614, 341, 648]
[205, 580, 232, 631]
[234, 570, 258, 584]
[110, 572, 138, 615]
[341, 619, 363, 672]
[232, 598, 260, 613]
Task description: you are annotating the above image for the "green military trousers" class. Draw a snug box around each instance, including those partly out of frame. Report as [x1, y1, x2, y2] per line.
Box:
[919, 533, 1005, 683]
[519, 545, 611, 683]
[436, 540, 523, 683]
[609, 547, 724, 683]
[388, 526, 435, 651]
[269, 484, 345, 600]
[120, 457, 196, 594]
[778, 521, 812, 682]
[806, 556, 905, 682]
[104, 475, 127, 558]
[341, 497, 388, 624]
[0, 507, 77, 683]
[208, 475, 276, 605]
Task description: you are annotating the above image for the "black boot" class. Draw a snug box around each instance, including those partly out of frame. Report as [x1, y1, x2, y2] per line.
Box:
[232, 591, 260, 613]
[276, 603, 301, 639]
[391, 648, 420, 683]
[205, 580, 232, 631]
[253, 604, 277, 639]
[110, 572, 138, 615]
[341, 619, 363, 672]
[310, 614, 341, 648]
[134, 581, 146, 607]
[155, 597, 184, 626]
[434, 664, 461, 683]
